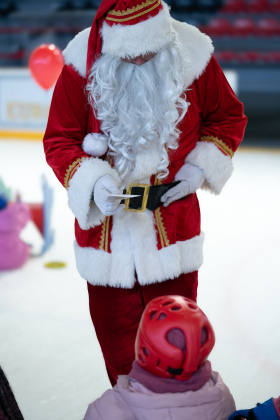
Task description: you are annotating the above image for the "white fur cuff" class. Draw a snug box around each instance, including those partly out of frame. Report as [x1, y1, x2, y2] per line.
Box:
[186, 141, 233, 195]
[67, 157, 121, 230]
[82, 133, 108, 157]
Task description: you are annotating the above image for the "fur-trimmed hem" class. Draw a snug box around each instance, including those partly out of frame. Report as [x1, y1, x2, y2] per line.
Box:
[74, 233, 204, 288]
[185, 142, 233, 195]
[67, 157, 121, 230]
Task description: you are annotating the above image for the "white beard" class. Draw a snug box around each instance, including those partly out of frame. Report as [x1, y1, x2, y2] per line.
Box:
[87, 44, 189, 181]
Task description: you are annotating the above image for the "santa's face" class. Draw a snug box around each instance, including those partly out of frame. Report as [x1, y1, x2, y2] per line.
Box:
[121, 52, 157, 66]
[87, 44, 189, 180]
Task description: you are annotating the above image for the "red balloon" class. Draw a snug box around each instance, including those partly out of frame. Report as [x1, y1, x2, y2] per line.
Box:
[29, 44, 64, 90]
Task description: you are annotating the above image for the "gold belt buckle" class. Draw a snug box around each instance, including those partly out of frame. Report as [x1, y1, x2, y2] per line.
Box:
[124, 183, 150, 212]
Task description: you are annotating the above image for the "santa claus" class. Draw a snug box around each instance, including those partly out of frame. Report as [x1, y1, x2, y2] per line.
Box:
[43, 0, 247, 386]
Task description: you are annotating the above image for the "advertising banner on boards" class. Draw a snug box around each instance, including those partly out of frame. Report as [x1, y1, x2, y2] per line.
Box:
[0, 69, 54, 139]
[0, 68, 237, 140]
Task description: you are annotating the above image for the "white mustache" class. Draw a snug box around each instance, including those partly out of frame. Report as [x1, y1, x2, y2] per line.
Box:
[87, 45, 189, 180]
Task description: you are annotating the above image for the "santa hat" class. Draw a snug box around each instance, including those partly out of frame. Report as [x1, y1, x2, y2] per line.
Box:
[83, 0, 175, 156]
[86, 0, 174, 75]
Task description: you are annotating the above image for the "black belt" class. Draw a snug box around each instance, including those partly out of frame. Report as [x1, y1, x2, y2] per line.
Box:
[121, 181, 180, 212]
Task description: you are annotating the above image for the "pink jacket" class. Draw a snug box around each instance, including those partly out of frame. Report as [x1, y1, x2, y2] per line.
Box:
[0, 202, 30, 270]
[84, 371, 236, 420]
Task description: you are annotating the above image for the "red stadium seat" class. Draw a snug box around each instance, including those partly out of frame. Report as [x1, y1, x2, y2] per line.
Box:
[237, 51, 263, 63]
[202, 17, 233, 36]
[262, 51, 280, 63]
[221, 0, 246, 13]
[215, 51, 280, 65]
[256, 18, 280, 36]
[232, 18, 256, 36]
[247, 0, 269, 12]
[214, 50, 238, 63]
[270, 0, 280, 13]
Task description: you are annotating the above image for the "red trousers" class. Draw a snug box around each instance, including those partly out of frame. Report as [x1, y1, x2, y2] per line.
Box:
[87, 271, 198, 386]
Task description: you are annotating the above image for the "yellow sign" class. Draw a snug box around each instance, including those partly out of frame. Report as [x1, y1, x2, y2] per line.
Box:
[7, 102, 50, 122]
[44, 261, 67, 269]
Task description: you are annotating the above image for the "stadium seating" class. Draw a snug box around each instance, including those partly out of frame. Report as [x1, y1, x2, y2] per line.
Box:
[270, 0, 280, 12]
[247, 0, 270, 12]
[214, 50, 239, 63]
[0, 0, 279, 68]
[232, 17, 256, 36]
[221, 0, 247, 13]
[200, 17, 233, 36]
[171, 0, 196, 11]
[257, 18, 280, 36]
[263, 51, 280, 62]
[196, 0, 223, 11]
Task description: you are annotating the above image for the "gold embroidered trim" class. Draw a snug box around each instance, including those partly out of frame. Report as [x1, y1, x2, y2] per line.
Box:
[99, 218, 106, 250]
[106, 155, 114, 168]
[200, 136, 234, 158]
[99, 216, 111, 251]
[155, 207, 170, 248]
[99, 217, 106, 250]
[106, 0, 160, 22]
[64, 157, 86, 189]
[154, 174, 163, 186]
[108, 0, 159, 16]
[105, 216, 110, 252]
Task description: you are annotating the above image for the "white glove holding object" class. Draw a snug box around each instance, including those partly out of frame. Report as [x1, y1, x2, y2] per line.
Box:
[93, 175, 125, 216]
[161, 163, 205, 207]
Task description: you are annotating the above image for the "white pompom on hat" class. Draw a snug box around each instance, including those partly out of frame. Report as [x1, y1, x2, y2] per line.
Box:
[82, 133, 108, 156]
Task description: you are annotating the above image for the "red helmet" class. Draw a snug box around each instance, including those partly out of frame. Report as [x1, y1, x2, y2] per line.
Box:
[135, 295, 215, 380]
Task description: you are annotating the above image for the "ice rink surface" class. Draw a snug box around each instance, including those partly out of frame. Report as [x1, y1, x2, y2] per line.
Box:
[0, 138, 280, 420]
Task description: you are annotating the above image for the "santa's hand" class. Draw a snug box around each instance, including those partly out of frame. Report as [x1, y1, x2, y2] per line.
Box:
[161, 163, 204, 207]
[93, 175, 125, 216]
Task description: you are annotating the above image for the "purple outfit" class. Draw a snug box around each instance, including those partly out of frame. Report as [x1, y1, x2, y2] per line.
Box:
[83, 361, 236, 420]
[0, 202, 30, 270]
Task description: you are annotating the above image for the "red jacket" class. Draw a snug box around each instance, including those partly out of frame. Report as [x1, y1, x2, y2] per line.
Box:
[43, 21, 247, 288]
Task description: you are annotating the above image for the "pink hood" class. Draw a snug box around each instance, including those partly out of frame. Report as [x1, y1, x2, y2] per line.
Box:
[84, 371, 236, 420]
[0, 202, 30, 270]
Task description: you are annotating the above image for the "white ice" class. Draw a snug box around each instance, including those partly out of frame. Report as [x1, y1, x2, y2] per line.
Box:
[0, 139, 280, 420]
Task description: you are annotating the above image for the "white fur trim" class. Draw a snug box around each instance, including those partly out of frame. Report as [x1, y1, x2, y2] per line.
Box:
[101, 2, 175, 58]
[67, 157, 121, 230]
[82, 133, 109, 157]
[63, 27, 90, 78]
[73, 205, 204, 287]
[185, 142, 233, 195]
[63, 17, 213, 88]
[173, 19, 214, 88]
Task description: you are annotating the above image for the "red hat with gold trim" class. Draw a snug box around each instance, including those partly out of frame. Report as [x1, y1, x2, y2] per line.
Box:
[86, 0, 174, 75]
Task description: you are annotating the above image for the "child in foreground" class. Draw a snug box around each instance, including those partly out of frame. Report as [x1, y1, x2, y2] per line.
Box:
[83, 295, 235, 420]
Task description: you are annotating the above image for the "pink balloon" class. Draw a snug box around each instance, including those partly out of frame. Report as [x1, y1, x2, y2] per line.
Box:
[29, 44, 64, 90]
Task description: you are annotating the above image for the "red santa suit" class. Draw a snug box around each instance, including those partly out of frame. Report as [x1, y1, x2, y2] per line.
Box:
[43, 0, 247, 385]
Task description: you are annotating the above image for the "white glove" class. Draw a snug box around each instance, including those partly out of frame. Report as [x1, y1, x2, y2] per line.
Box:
[93, 175, 125, 216]
[161, 163, 205, 207]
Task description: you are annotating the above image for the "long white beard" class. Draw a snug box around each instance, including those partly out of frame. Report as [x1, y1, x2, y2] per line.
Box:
[87, 45, 189, 180]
